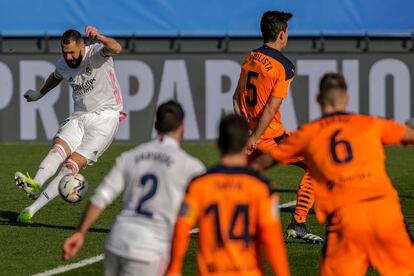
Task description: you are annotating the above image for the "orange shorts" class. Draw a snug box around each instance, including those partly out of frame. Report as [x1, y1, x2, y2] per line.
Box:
[320, 196, 414, 276]
[248, 131, 304, 164]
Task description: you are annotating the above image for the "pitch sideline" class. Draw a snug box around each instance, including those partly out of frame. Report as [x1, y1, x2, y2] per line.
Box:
[32, 200, 297, 275]
[31, 254, 104, 276]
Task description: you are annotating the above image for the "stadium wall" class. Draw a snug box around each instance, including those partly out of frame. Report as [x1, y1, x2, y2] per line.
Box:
[0, 37, 413, 143]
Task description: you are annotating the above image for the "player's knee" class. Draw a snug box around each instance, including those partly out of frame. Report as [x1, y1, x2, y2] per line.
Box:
[53, 137, 72, 157]
[52, 144, 68, 161]
[63, 159, 80, 175]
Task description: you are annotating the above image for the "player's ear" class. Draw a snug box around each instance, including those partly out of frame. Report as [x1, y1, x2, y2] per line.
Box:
[178, 123, 185, 140]
[344, 94, 350, 105]
[316, 93, 321, 104]
[278, 31, 284, 42]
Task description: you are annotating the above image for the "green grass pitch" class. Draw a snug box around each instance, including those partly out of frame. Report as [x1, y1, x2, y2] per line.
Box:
[0, 144, 413, 275]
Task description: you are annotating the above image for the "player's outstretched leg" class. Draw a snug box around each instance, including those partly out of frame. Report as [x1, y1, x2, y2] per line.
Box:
[14, 172, 40, 200]
[17, 159, 80, 223]
[287, 170, 324, 244]
[14, 143, 68, 200]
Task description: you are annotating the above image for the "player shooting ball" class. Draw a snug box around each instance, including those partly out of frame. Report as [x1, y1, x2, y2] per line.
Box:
[15, 26, 124, 223]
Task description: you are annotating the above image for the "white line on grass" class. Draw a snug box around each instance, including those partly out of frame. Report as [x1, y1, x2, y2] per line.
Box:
[278, 200, 296, 209]
[32, 254, 104, 276]
[32, 201, 297, 274]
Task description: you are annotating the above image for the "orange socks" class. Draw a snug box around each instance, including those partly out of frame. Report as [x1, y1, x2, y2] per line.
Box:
[294, 170, 315, 223]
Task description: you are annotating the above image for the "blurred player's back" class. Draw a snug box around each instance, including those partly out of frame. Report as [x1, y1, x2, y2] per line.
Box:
[278, 113, 404, 219]
[188, 165, 275, 275]
[265, 73, 414, 275]
[100, 136, 205, 261]
[168, 114, 289, 276]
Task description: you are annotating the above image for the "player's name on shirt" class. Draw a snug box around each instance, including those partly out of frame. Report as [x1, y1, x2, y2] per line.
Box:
[248, 52, 273, 71]
[134, 151, 173, 167]
[215, 180, 242, 190]
[318, 113, 351, 127]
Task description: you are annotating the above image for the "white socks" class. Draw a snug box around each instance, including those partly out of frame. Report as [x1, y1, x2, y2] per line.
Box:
[25, 159, 80, 216]
[34, 144, 67, 188]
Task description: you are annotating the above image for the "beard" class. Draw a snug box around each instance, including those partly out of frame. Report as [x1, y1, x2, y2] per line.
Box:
[65, 53, 83, 68]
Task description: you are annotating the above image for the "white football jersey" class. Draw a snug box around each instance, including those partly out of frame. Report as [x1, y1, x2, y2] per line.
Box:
[90, 136, 205, 261]
[54, 43, 123, 112]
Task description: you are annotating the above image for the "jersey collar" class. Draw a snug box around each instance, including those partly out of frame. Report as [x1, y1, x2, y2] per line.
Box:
[322, 111, 351, 118]
[158, 135, 179, 148]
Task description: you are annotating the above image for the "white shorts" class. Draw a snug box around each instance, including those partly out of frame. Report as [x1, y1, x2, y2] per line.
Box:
[55, 109, 119, 163]
[104, 249, 167, 276]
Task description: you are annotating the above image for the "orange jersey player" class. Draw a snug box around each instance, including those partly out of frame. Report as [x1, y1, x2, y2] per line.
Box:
[252, 73, 414, 276]
[233, 10, 323, 244]
[234, 11, 294, 155]
[166, 115, 290, 276]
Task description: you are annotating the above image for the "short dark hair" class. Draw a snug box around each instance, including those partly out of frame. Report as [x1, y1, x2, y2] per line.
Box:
[260, 10, 293, 43]
[61, 29, 83, 46]
[318, 73, 348, 105]
[218, 114, 249, 155]
[155, 100, 184, 133]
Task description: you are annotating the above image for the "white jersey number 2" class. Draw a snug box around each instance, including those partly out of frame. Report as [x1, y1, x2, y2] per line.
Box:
[136, 174, 158, 218]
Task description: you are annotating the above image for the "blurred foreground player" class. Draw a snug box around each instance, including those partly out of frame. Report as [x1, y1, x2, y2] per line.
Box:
[252, 73, 414, 275]
[15, 26, 124, 223]
[63, 101, 205, 275]
[233, 10, 322, 243]
[167, 114, 290, 276]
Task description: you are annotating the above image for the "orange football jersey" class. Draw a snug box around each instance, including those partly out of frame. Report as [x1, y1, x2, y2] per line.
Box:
[269, 112, 407, 222]
[239, 45, 295, 140]
[175, 165, 285, 276]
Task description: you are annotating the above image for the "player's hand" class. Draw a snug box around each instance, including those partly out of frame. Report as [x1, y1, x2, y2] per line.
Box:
[85, 26, 101, 40]
[250, 152, 275, 172]
[24, 89, 44, 102]
[245, 136, 258, 155]
[63, 231, 85, 261]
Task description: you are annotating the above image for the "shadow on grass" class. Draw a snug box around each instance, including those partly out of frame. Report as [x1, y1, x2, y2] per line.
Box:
[272, 188, 297, 194]
[399, 194, 414, 200]
[0, 210, 109, 233]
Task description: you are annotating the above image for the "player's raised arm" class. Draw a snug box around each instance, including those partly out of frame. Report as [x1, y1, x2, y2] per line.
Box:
[85, 26, 122, 55]
[24, 73, 62, 102]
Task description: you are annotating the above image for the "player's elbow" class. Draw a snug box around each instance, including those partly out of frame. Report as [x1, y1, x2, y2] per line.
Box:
[265, 103, 279, 116]
[401, 127, 414, 145]
[266, 97, 282, 115]
[113, 44, 123, 54]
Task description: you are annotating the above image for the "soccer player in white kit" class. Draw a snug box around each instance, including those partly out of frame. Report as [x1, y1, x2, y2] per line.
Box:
[14, 26, 124, 223]
[63, 100, 205, 276]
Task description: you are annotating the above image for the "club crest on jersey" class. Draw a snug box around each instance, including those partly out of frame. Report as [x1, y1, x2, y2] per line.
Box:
[85, 65, 92, 76]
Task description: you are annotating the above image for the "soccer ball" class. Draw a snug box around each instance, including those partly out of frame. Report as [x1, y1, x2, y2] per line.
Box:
[58, 174, 88, 203]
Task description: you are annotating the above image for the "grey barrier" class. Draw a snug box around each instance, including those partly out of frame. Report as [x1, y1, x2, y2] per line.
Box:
[0, 38, 413, 142]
